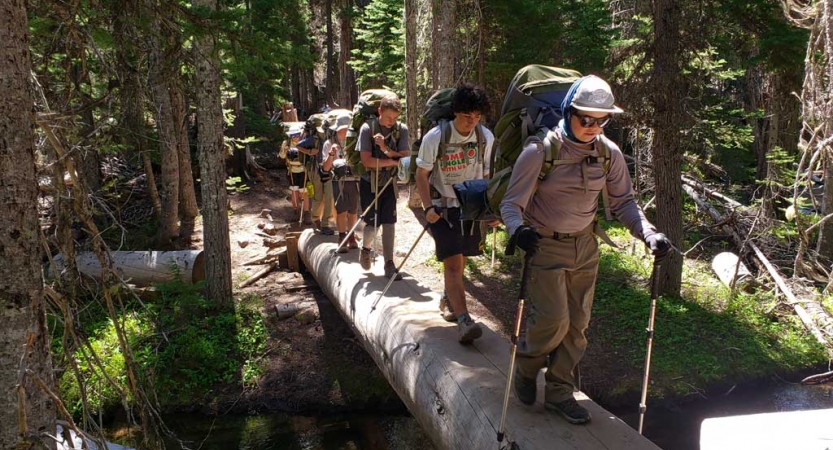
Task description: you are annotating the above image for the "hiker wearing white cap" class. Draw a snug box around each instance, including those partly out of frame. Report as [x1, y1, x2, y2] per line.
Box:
[499, 75, 669, 425]
[322, 113, 360, 251]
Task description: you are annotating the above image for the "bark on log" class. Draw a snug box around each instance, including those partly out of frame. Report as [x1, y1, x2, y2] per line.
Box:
[298, 230, 660, 450]
[51, 250, 204, 286]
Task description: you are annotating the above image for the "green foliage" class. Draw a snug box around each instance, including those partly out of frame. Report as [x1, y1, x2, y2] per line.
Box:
[57, 281, 268, 417]
[226, 175, 250, 194]
[592, 224, 827, 397]
[484, 0, 615, 113]
[350, 0, 404, 92]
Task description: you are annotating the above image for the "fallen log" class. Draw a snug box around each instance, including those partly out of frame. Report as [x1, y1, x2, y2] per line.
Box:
[681, 175, 744, 209]
[50, 250, 204, 286]
[298, 229, 659, 450]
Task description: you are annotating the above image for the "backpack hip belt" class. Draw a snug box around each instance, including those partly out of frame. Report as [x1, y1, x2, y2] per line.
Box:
[536, 221, 617, 247]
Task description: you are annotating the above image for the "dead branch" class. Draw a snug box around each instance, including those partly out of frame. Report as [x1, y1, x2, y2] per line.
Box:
[239, 264, 276, 288]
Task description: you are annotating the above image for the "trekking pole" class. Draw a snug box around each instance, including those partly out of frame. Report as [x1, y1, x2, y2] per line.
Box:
[497, 248, 533, 447]
[370, 222, 430, 312]
[638, 258, 662, 435]
[332, 176, 395, 254]
[491, 226, 497, 269]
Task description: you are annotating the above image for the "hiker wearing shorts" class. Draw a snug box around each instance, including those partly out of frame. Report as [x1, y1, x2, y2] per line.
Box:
[321, 113, 360, 252]
[298, 127, 336, 234]
[415, 83, 495, 344]
[358, 95, 410, 279]
[278, 142, 309, 216]
[500, 75, 669, 424]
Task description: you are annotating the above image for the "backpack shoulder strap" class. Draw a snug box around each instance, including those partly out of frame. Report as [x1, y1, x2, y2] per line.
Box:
[474, 124, 486, 166]
[596, 136, 614, 220]
[437, 120, 452, 160]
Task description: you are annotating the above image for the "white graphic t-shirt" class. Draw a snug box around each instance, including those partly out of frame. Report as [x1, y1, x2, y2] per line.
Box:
[416, 122, 495, 207]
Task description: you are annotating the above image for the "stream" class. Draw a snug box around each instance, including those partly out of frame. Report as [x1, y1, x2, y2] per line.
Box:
[111, 377, 832, 449]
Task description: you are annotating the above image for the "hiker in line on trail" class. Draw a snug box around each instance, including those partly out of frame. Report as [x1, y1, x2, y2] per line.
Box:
[322, 112, 361, 252]
[500, 75, 669, 425]
[298, 121, 336, 234]
[415, 83, 495, 345]
[278, 123, 310, 218]
[358, 95, 410, 279]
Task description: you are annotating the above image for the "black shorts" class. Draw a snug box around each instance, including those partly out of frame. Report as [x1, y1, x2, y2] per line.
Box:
[289, 171, 305, 188]
[429, 207, 483, 261]
[333, 179, 359, 214]
[360, 177, 397, 225]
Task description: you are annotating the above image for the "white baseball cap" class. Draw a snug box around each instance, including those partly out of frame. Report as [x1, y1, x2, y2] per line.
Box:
[571, 75, 624, 114]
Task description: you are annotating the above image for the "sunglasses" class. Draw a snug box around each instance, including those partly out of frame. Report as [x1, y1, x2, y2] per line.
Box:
[572, 112, 613, 128]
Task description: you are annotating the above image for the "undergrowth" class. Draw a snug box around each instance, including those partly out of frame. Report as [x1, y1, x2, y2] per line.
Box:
[54, 280, 268, 419]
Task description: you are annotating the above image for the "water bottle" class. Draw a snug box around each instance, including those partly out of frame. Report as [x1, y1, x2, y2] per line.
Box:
[306, 180, 315, 197]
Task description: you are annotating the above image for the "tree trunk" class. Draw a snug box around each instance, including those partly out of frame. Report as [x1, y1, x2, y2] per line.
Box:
[651, 0, 684, 296]
[325, 0, 336, 106]
[148, 12, 180, 245]
[171, 79, 199, 239]
[113, 1, 161, 216]
[432, 0, 456, 88]
[338, 0, 356, 107]
[404, 0, 418, 141]
[193, 0, 233, 307]
[0, 1, 57, 447]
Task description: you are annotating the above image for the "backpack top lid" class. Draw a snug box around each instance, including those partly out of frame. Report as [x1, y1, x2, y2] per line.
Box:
[421, 88, 456, 129]
[500, 65, 582, 117]
[352, 89, 398, 126]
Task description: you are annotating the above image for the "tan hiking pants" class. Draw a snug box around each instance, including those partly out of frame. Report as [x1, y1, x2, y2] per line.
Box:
[309, 167, 334, 227]
[516, 231, 599, 403]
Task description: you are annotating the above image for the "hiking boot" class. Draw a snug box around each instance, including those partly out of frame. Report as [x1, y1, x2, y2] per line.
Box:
[456, 317, 482, 344]
[384, 260, 402, 280]
[313, 219, 321, 230]
[319, 226, 335, 236]
[303, 215, 313, 226]
[545, 398, 591, 424]
[439, 292, 457, 322]
[347, 234, 359, 249]
[513, 367, 537, 405]
[360, 248, 373, 270]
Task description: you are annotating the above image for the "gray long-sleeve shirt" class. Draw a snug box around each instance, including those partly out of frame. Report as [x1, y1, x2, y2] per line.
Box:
[500, 127, 656, 239]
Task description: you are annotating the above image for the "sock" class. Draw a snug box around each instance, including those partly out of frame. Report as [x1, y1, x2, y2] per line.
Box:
[457, 312, 472, 323]
[382, 223, 395, 262]
[363, 224, 376, 250]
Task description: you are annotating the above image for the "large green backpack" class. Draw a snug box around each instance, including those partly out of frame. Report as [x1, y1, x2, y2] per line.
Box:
[406, 88, 486, 184]
[484, 65, 614, 220]
[343, 89, 401, 177]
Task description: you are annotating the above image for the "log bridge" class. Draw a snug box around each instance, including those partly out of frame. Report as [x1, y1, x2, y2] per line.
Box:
[298, 230, 661, 450]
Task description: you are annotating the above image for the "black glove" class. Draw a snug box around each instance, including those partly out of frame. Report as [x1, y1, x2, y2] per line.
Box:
[644, 232, 670, 261]
[509, 226, 540, 256]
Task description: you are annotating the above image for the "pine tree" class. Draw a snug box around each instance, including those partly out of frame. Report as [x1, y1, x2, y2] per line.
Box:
[350, 0, 404, 91]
